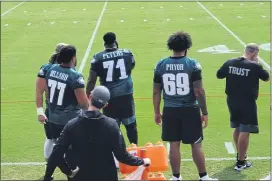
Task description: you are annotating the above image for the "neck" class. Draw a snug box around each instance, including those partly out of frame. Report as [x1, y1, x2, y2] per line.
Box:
[242, 53, 251, 60]
[61, 62, 73, 67]
[88, 105, 100, 111]
[172, 51, 186, 57]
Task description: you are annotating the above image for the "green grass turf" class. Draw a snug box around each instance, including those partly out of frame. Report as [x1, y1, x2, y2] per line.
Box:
[1, 1, 271, 180]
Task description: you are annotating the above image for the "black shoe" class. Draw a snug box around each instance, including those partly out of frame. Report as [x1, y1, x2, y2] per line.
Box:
[234, 161, 252, 171]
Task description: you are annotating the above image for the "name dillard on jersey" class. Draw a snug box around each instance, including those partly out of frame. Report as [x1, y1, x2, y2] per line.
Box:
[103, 51, 124, 59]
[229, 66, 250, 76]
[50, 70, 69, 81]
[166, 64, 184, 71]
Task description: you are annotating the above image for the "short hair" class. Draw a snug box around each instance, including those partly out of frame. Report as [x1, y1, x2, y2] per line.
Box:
[91, 100, 104, 109]
[57, 45, 76, 64]
[103, 32, 116, 45]
[167, 31, 192, 52]
[245, 43, 259, 53]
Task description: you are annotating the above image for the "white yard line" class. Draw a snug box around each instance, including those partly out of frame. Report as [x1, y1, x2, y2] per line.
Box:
[1, 1, 25, 17]
[224, 142, 236, 154]
[197, 1, 271, 71]
[78, 0, 108, 73]
[1, 156, 271, 166]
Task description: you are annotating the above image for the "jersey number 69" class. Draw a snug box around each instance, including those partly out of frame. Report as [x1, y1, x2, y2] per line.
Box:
[163, 73, 190, 96]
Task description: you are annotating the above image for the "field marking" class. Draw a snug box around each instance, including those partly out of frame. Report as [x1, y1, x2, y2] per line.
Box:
[1, 1, 25, 17]
[197, 2, 271, 71]
[1, 93, 271, 104]
[78, 0, 108, 73]
[2, 156, 271, 166]
[224, 142, 236, 154]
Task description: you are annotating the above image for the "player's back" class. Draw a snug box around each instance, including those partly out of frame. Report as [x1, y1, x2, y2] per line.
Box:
[46, 64, 84, 125]
[91, 48, 135, 97]
[155, 56, 201, 107]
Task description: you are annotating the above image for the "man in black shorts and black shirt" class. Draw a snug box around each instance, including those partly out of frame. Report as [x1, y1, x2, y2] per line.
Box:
[217, 43, 270, 171]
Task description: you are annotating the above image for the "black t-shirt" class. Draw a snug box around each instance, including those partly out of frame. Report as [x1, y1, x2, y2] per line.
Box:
[216, 57, 269, 100]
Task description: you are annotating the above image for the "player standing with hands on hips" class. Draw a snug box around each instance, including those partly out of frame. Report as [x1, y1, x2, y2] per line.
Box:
[153, 31, 217, 181]
[217, 43, 270, 171]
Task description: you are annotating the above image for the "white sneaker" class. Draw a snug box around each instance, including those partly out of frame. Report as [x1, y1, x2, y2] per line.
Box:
[170, 176, 182, 180]
[199, 175, 218, 181]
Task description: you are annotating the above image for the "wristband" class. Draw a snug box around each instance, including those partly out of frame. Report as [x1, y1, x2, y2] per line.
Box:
[37, 107, 45, 116]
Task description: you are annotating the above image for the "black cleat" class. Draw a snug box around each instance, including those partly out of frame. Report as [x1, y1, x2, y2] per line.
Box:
[234, 161, 252, 171]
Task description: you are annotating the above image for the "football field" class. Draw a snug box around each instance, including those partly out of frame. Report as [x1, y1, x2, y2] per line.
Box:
[1, 1, 271, 180]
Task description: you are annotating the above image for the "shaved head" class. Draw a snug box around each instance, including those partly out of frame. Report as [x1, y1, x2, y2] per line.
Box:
[244, 43, 259, 62]
[245, 43, 259, 53]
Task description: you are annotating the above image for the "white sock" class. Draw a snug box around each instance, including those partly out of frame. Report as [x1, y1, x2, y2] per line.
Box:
[44, 138, 54, 160]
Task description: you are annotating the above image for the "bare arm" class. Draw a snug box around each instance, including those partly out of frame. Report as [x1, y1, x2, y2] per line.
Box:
[153, 83, 162, 114]
[86, 70, 97, 96]
[74, 88, 89, 109]
[193, 80, 208, 115]
[36, 77, 46, 108]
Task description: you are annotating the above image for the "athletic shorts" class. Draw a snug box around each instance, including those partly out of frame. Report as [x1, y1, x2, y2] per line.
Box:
[103, 94, 136, 126]
[162, 106, 203, 144]
[44, 121, 65, 139]
[227, 96, 259, 133]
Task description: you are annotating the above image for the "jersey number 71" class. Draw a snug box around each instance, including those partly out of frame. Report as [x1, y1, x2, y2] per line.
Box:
[103, 58, 128, 82]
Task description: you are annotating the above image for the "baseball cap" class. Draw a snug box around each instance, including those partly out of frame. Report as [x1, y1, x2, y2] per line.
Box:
[91, 86, 111, 108]
[55, 43, 68, 53]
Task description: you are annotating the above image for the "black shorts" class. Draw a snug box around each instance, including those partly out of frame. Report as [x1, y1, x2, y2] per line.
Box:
[162, 106, 203, 144]
[227, 96, 259, 133]
[44, 121, 65, 139]
[103, 94, 136, 125]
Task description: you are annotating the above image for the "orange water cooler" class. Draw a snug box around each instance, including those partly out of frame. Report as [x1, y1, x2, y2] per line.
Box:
[119, 144, 142, 174]
[143, 141, 168, 172]
[120, 141, 169, 180]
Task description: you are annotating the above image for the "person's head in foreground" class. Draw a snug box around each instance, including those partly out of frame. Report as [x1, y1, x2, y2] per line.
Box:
[89, 86, 111, 110]
[57, 45, 77, 67]
[243, 43, 259, 62]
[167, 31, 192, 56]
[49, 43, 68, 64]
[103, 32, 118, 49]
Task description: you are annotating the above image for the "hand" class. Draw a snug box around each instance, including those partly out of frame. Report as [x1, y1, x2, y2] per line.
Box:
[143, 158, 151, 167]
[154, 113, 162, 126]
[38, 115, 47, 124]
[201, 115, 208, 128]
[68, 166, 80, 178]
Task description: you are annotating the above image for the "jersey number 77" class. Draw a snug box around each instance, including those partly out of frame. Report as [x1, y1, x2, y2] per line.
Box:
[48, 79, 66, 106]
[103, 58, 128, 82]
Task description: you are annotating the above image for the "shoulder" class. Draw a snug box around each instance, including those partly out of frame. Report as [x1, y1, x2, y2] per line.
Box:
[38, 63, 53, 77]
[103, 115, 119, 128]
[119, 48, 133, 55]
[92, 51, 105, 63]
[71, 70, 85, 83]
[155, 57, 168, 69]
[186, 57, 202, 70]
